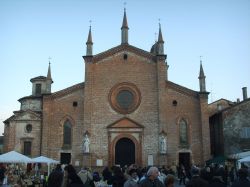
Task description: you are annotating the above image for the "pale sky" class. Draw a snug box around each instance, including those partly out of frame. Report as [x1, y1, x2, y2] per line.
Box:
[0, 0, 250, 135]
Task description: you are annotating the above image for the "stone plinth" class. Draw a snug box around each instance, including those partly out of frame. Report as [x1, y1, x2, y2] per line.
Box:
[82, 153, 92, 167]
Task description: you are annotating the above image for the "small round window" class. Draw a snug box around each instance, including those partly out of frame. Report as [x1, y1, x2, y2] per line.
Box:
[109, 82, 141, 114]
[26, 124, 32, 133]
[116, 90, 134, 110]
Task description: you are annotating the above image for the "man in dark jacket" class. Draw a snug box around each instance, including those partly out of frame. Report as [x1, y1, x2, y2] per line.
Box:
[47, 164, 64, 187]
[139, 166, 164, 187]
[231, 168, 250, 187]
[185, 167, 209, 187]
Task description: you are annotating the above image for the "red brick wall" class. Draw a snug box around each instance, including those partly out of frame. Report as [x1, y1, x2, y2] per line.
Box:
[40, 50, 210, 167]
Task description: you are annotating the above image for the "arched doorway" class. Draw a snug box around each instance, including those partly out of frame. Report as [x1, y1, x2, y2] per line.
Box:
[115, 137, 135, 167]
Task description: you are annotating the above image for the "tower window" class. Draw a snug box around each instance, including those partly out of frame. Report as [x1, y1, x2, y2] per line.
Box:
[123, 54, 128, 60]
[73, 101, 78, 107]
[25, 124, 32, 133]
[35, 84, 42, 95]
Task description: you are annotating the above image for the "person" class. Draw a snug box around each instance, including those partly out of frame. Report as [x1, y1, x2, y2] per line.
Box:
[78, 167, 94, 187]
[63, 164, 84, 187]
[185, 167, 208, 187]
[102, 166, 112, 182]
[179, 165, 186, 185]
[82, 134, 90, 153]
[47, 164, 63, 187]
[231, 168, 250, 187]
[34, 163, 40, 177]
[159, 135, 167, 153]
[0, 164, 6, 185]
[108, 166, 126, 187]
[164, 174, 175, 187]
[200, 166, 213, 184]
[139, 166, 164, 187]
[229, 166, 236, 185]
[124, 168, 139, 187]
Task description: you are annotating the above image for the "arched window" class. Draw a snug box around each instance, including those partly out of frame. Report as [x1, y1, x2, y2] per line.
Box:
[63, 120, 72, 147]
[179, 119, 188, 146]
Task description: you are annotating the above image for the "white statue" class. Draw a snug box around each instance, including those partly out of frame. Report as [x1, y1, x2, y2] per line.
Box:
[159, 135, 167, 153]
[82, 134, 90, 153]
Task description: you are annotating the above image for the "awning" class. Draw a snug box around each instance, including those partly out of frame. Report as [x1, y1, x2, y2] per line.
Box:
[206, 155, 227, 165]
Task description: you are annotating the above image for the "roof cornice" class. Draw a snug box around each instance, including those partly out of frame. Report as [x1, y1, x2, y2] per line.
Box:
[89, 44, 155, 63]
[166, 81, 199, 98]
[46, 82, 84, 99]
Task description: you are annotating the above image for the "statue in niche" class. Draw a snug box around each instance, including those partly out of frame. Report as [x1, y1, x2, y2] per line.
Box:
[159, 135, 167, 154]
[82, 134, 90, 153]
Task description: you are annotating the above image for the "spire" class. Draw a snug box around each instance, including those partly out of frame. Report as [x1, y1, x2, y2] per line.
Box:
[158, 23, 164, 43]
[199, 57, 206, 92]
[46, 59, 53, 94]
[86, 26, 93, 45]
[157, 22, 164, 55]
[86, 24, 93, 56]
[121, 8, 129, 29]
[47, 58, 52, 80]
[121, 8, 129, 44]
[199, 60, 205, 78]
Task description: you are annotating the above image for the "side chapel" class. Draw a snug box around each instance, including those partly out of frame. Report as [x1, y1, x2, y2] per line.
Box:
[3, 10, 211, 168]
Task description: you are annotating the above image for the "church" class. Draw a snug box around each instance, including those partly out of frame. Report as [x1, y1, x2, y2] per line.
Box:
[3, 10, 211, 169]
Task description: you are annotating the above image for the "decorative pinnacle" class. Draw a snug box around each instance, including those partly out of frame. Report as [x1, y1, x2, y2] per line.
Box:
[199, 56, 205, 78]
[47, 57, 52, 80]
[86, 22, 93, 44]
[158, 19, 164, 43]
[121, 4, 128, 29]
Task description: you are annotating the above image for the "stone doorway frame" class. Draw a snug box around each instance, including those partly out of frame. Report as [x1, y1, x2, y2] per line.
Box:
[110, 133, 140, 166]
[107, 117, 144, 166]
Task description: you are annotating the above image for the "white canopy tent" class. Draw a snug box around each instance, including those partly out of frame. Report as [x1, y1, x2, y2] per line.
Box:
[237, 155, 250, 168]
[238, 155, 250, 163]
[0, 151, 33, 163]
[32, 156, 60, 175]
[237, 156, 250, 168]
[229, 151, 250, 159]
[32, 156, 59, 164]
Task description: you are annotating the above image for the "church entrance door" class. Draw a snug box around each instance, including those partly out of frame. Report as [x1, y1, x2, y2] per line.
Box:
[179, 152, 191, 170]
[115, 137, 135, 167]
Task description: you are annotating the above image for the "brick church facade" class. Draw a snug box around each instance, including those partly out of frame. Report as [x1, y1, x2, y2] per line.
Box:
[4, 10, 211, 168]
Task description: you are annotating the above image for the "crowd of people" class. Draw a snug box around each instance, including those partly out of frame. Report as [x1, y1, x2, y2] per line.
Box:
[46, 162, 250, 187]
[0, 163, 47, 186]
[0, 162, 249, 187]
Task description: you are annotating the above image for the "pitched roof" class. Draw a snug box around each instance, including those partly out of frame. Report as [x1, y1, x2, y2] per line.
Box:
[30, 76, 46, 82]
[166, 80, 199, 98]
[48, 82, 84, 99]
[4, 110, 42, 124]
[85, 44, 155, 63]
[18, 95, 42, 102]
